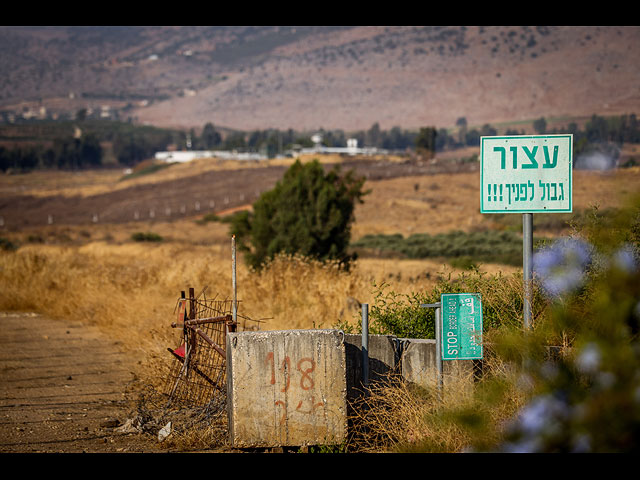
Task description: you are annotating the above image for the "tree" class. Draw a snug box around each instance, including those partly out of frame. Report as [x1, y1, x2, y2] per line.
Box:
[415, 127, 437, 157]
[366, 122, 381, 148]
[456, 117, 468, 145]
[230, 159, 368, 270]
[223, 132, 247, 150]
[480, 124, 497, 137]
[112, 132, 149, 166]
[465, 129, 481, 146]
[533, 117, 547, 134]
[79, 133, 103, 167]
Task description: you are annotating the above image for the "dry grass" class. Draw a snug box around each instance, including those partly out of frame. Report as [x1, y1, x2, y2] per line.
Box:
[1, 161, 639, 451]
[1, 165, 637, 367]
[347, 352, 527, 453]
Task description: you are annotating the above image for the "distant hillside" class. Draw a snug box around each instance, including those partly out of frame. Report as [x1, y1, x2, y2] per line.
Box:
[1, 26, 639, 132]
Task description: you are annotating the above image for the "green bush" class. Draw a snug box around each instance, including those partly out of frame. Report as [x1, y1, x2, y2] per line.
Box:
[131, 231, 163, 242]
[341, 198, 640, 453]
[195, 212, 221, 225]
[339, 267, 542, 340]
[352, 230, 524, 266]
[0, 237, 18, 251]
[491, 199, 640, 452]
[231, 159, 368, 270]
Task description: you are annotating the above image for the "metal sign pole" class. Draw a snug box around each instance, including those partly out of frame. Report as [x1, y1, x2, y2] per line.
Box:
[481, 134, 573, 331]
[435, 305, 443, 397]
[232, 235, 237, 326]
[523, 213, 533, 330]
[420, 302, 443, 399]
[361, 303, 369, 392]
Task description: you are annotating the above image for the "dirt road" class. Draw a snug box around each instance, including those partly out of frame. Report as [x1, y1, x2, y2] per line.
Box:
[0, 312, 164, 453]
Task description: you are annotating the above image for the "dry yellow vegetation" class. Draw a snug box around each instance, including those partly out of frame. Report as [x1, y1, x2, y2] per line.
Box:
[1, 159, 639, 385]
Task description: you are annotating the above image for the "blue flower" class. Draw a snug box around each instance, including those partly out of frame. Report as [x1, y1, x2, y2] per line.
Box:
[575, 342, 601, 374]
[613, 243, 639, 273]
[533, 237, 594, 298]
[501, 393, 571, 452]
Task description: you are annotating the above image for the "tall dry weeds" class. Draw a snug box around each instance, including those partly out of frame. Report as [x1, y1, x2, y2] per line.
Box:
[0, 242, 378, 381]
[347, 352, 527, 453]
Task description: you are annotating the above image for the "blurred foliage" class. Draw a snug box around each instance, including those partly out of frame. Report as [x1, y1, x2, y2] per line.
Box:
[346, 196, 640, 453]
[489, 197, 640, 452]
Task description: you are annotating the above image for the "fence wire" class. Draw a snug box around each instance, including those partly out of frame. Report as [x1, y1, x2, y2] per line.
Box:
[163, 291, 237, 412]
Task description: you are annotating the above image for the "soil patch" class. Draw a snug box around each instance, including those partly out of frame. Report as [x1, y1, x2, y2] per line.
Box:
[0, 159, 477, 230]
[0, 312, 166, 453]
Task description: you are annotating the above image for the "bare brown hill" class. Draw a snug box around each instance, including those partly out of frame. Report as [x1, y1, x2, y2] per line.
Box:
[2, 26, 640, 132]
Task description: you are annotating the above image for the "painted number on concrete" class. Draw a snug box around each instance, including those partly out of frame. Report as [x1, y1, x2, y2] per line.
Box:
[441, 293, 483, 361]
[265, 352, 324, 424]
[480, 134, 573, 213]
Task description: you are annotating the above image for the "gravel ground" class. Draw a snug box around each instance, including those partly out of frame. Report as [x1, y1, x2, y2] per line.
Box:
[0, 312, 165, 453]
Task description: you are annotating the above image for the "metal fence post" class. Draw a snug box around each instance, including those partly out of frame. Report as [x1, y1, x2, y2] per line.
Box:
[435, 306, 443, 398]
[362, 303, 369, 391]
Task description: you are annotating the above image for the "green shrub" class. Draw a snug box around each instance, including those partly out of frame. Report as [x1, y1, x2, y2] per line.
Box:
[195, 212, 221, 225]
[346, 199, 640, 453]
[491, 198, 640, 452]
[231, 159, 368, 270]
[131, 231, 163, 242]
[352, 230, 525, 266]
[339, 268, 543, 340]
[448, 256, 478, 270]
[0, 237, 18, 251]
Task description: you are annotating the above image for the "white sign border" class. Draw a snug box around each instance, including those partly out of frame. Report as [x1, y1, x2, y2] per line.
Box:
[480, 134, 573, 214]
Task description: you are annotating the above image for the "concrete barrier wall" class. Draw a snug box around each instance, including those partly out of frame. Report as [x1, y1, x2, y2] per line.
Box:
[343, 334, 401, 399]
[226, 329, 476, 448]
[344, 334, 474, 394]
[226, 329, 347, 448]
[400, 338, 475, 390]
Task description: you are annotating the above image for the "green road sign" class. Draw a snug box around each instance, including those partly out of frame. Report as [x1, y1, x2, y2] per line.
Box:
[441, 293, 483, 360]
[480, 134, 573, 213]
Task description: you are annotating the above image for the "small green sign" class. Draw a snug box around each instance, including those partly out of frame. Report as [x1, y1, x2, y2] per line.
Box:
[441, 293, 483, 360]
[480, 134, 573, 213]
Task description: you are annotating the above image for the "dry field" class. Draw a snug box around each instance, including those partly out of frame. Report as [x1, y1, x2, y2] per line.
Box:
[1, 156, 638, 343]
[2, 157, 640, 330]
[1, 154, 639, 452]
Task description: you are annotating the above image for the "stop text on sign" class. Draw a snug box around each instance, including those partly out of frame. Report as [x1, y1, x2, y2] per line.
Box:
[441, 293, 483, 361]
[480, 135, 573, 213]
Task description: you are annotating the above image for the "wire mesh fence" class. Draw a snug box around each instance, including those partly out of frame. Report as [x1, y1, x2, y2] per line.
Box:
[163, 287, 238, 412]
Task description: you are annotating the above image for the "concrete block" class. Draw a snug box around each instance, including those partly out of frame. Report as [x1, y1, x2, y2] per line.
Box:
[400, 338, 475, 391]
[343, 334, 400, 399]
[401, 338, 438, 388]
[226, 329, 347, 448]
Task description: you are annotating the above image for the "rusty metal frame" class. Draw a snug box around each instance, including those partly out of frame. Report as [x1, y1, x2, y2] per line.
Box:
[165, 287, 238, 409]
